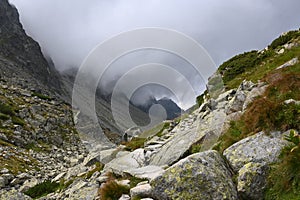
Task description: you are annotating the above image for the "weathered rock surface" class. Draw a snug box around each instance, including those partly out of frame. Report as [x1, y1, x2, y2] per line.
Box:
[276, 57, 298, 70]
[0, 188, 31, 200]
[125, 165, 165, 181]
[104, 148, 146, 175]
[151, 150, 238, 200]
[237, 162, 269, 200]
[130, 183, 152, 199]
[63, 180, 98, 200]
[150, 105, 226, 166]
[223, 131, 287, 172]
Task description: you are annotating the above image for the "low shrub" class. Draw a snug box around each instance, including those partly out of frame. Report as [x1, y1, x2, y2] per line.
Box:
[218, 50, 260, 83]
[268, 30, 300, 50]
[99, 180, 130, 200]
[216, 70, 300, 153]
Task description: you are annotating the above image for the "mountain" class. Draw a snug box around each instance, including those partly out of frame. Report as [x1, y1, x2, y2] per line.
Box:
[0, 0, 62, 96]
[1, 0, 300, 199]
[60, 68, 156, 143]
[131, 96, 182, 120]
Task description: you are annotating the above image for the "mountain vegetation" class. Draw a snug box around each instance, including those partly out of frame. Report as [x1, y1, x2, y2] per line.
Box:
[0, 0, 300, 199]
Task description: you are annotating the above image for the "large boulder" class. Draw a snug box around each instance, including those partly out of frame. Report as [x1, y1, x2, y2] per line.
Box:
[82, 148, 117, 166]
[223, 131, 287, 172]
[151, 150, 237, 200]
[125, 165, 165, 181]
[226, 90, 246, 114]
[237, 162, 269, 200]
[104, 149, 146, 175]
[149, 124, 204, 166]
[242, 84, 267, 110]
[150, 108, 226, 166]
[206, 72, 224, 99]
[130, 183, 152, 199]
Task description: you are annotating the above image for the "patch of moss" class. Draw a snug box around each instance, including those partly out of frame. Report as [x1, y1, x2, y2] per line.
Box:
[127, 175, 147, 188]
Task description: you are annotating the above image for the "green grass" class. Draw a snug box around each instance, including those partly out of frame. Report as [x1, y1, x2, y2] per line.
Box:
[32, 92, 52, 100]
[23, 178, 74, 198]
[0, 153, 38, 175]
[0, 102, 14, 116]
[0, 113, 9, 120]
[196, 91, 207, 107]
[156, 122, 170, 137]
[268, 30, 300, 50]
[265, 130, 300, 199]
[24, 180, 60, 198]
[216, 69, 300, 153]
[123, 137, 146, 151]
[0, 138, 13, 147]
[85, 162, 104, 179]
[213, 121, 246, 153]
[219, 29, 300, 89]
[139, 122, 165, 138]
[11, 116, 26, 126]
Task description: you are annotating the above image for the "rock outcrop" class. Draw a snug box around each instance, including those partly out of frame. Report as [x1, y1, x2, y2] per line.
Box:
[151, 150, 238, 200]
[223, 131, 288, 172]
[0, 0, 62, 95]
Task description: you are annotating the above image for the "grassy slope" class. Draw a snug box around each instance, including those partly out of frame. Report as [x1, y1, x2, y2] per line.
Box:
[213, 29, 300, 199]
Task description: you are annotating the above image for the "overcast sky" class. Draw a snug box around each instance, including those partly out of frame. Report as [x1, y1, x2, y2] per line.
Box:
[8, 0, 300, 109]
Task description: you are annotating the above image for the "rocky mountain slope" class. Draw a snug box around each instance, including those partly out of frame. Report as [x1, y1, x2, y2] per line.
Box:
[0, 0, 157, 146]
[1, 0, 300, 199]
[0, 0, 62, 96]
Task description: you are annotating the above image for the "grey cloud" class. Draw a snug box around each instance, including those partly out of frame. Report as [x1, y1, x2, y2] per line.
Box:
[8, 0, 300, 108]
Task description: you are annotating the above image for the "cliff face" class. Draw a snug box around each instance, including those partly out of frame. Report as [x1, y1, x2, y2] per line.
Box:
[0, 0, 62, 94]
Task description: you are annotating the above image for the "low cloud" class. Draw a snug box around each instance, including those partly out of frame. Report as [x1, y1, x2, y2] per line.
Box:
[9, 0, 300, 108]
